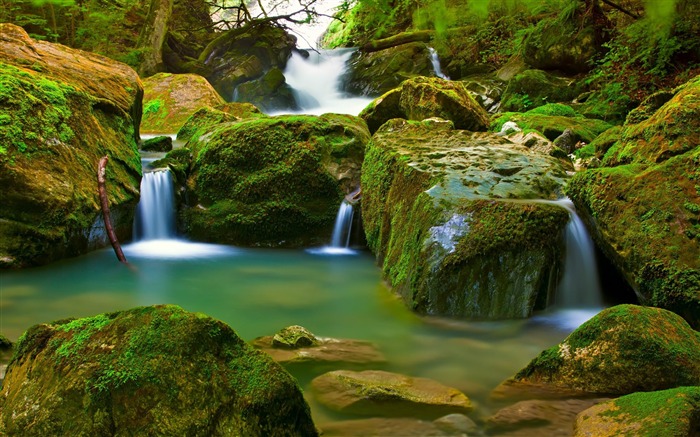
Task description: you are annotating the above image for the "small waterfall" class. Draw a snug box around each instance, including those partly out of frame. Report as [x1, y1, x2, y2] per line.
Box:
[133, 170, 176, 240]
[428, 47, 450, 80]
[276, 50, 373, 116]
[330, 201, 354, 248]
[554, 198, 603, 308]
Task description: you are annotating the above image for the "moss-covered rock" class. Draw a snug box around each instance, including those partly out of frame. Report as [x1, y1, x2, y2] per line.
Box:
[141, 72, 224, 133]
[513, 305, 700, 395]
[185, 114, 370, 246]
[361, 119, 571, 319]
[140, 135, 173, 152]
[198, 21, 296, 102]
[491, 104, 613, 146]
[0, 334, 11, 351]
[500, 69, 580, 112]
[573, 387, 700, 437]
[342, 42, 435, 96]
[176, 103, 263, 143]
[311, 369, 473, 419]
[0, 24, 141, 268]
[568, 76, 700, 328]
[0, 305, 318, 436]
[234, 67, 297, 112]
[360, 76, 490, 134]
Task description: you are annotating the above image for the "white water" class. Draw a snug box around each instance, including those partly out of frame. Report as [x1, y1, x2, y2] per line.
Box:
[129, 167, 235, 259]
[428, 47, 450, 80]
[273, 50, 373, 116]
[307, 200, 357, 256]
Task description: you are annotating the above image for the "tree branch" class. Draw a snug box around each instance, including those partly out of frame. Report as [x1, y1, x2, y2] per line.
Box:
[600, 0, 640, 19]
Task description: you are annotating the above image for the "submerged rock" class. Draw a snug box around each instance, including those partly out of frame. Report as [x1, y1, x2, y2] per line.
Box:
[361, 119, 570, 320]
[0, 305, 318, 436]
[141, 73, 224, 133]
[568, 75, 700, 328]
[0, 23, 141, 268]
[252, 328, 385, 367]
[573, 387, 700, 437]
[319, 414, 477, 437]
[512, 305, 700, 395]
[360, 76, 490, 133]
[311, 369, 473, 419]
[185, 114, 370, 246]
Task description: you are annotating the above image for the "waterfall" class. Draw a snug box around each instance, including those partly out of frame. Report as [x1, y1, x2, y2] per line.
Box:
[274, 50, 373, 116]
[553, 198, 603, 308]
[330, 201, 354, 248]
[133, 170, 176, 240]
[428, 47, 449, 80]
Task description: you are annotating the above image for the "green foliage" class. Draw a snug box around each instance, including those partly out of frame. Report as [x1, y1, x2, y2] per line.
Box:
[53, 314, 112, 362]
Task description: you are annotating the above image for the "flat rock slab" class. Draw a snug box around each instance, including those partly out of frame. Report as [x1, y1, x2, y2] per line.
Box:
[311, 370, 473, 419]
[251, 336, 386, 366]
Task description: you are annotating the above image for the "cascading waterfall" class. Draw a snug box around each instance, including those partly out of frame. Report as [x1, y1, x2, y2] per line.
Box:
[428, 47, 450, 80]
[133, 170, 176, 240]
[554, 198, 603, 308]
[275, 50, 373, 116]
[330, 200, 354, 248]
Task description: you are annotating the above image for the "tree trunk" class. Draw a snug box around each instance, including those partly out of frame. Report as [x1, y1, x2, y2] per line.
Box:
[98, 156, 128, 264]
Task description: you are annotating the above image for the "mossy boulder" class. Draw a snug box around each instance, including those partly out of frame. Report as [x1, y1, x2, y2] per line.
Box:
[198, 21, 296, 102]
[0, 305, 318, 436]
[567, 76, 700, 328]
[0, 24, 142, 268]
[573, 387, 700, 437]
[185, 114, 370, 246]
[176, 103, 264, 143]
[234, 67, 297, 112]
[361, 119, 571, 319]
[342, 42, 435, 96]
[141, 72, 224, 134]
[513, 305, 700, 395]
[272, 325, 319, 349]
[311, 369, 473, 419]
[500, 69, 580, 112]
[360, 76, 490, 134]
[140, 135, 173, 152]
[0, 334, 11, 350]
[492, 104, 613, 146]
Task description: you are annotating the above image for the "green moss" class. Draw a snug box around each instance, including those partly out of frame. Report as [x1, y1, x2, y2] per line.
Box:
[491, 111, 613, 144]
[143, 98, 164, 116]
[525, 103, 579, 117]
[53, 314, 112, 363]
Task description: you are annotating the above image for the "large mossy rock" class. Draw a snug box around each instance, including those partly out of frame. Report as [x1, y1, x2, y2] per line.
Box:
[361, 119, 570, 319]
[141, 72, 224, 133]
[0, 24, 142, 268]
[360, 76, 490, 134]
[573, 387, 700, 437]
[342, 42, 435, 96]
[198, 21, 296, 102]
[176, 103, 264, 142]
[568, 76, 700, 328]
[311, 369, 473, 419]
[234, 67, 297, 112]
[513, 305, 700, 395]
[185, 114, 370, 246]
[500, 69, 579, 112]
[0, 305, 318, 436]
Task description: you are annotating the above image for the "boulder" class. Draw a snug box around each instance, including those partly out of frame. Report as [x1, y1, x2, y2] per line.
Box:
[252, 329, 385, 367]
[360, 76, 490, 134]
[573, 387, 700, 437]
[500, 69, 579, 112]
[199, 21, 296, 101]
[361, 119, 571, 320]
[234, 67, 297, 112]
[0, 305, 318, 436]
[176, 103, 263, 143]
[140, 135, 173, 152]
[311, 369, 473, 419]
[568, 76, 700, 328]
[512, 305, 700, 395]
[342, 42, 435, 96]
[185, 114, 370, 246]
[141, 73, 224, 133]
[0, 23, 142, 268]
[319, 414, 477, 437]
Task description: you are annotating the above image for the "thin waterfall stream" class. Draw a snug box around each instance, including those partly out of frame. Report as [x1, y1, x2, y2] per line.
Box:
[428, 47, 450, 80]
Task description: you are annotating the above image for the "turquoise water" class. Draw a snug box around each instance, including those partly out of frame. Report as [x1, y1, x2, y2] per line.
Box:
[0, 241, 590, 426]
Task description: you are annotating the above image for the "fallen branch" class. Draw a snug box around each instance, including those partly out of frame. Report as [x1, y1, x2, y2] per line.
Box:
[98, 156, 128, 264]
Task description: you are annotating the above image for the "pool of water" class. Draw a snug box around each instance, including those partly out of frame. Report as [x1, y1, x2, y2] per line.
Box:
[0, 241, 591, 428]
